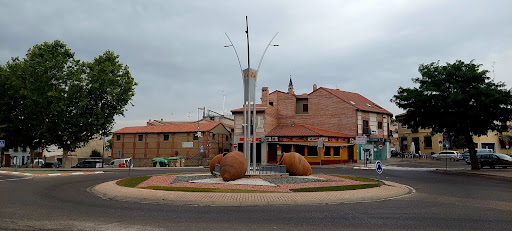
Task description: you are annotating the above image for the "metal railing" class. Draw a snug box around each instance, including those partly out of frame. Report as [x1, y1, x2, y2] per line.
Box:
[215, 163, 286, 175]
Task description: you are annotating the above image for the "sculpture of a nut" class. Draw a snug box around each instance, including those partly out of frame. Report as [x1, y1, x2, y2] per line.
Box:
[209, 154, 224, 172]
[220, 151, 247, 181]
[279, 152, 312, 176]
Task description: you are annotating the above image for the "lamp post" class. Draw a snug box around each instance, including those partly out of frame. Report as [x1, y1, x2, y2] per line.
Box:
[224, 16, 279, 173]
[197, 107, 205, 166]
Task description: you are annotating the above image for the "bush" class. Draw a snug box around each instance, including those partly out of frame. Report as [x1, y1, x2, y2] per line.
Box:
[90, 149, 102, 157]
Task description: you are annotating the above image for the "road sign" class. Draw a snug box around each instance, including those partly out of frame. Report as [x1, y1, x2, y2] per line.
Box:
[375, 160, 383, 174]
[233, 144, 238, 148]
[0, 140, 5, 148]
[378, 144, 383, 150]
[355, 136, 367, 144]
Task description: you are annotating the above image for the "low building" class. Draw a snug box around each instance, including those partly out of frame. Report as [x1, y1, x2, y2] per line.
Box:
[112, 120, 232, 166]
[396, 113, 512, 155]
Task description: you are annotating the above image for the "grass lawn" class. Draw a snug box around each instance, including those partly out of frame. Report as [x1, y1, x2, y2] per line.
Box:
[116, 175, 152, 188]
[330, 175, 379, 183]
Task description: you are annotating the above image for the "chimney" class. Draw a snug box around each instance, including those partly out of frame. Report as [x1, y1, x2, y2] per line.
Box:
[313, 84, 317, 91]
[261, 87, 269, 106]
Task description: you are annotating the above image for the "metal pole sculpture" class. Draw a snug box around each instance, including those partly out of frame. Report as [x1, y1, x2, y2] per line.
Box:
[225, 16, 278, 173]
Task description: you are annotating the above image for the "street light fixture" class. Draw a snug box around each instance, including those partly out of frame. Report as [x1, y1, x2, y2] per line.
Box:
[224, 17, 279, 172]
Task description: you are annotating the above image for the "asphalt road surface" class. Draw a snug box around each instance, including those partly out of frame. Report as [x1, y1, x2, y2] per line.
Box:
[1, 167, 511, 231]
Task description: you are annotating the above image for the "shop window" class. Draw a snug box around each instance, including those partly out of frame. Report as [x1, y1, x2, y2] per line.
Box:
[138, 135, 143, 142]
[163, 134, 170, 141]
[324, 147, 331, 157]
[333, 147, 341, 157]
[307, 146, 318, 157]
[281, 144, 292, 153]
[294, 145, 305, 156]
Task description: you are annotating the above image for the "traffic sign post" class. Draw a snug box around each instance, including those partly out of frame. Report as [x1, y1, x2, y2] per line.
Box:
[375, 160, 383, 187]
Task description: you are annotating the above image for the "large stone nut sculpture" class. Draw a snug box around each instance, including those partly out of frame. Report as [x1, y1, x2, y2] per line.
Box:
[220, 151, 247, 181]
[209, 154, 224, 172]
[279, 152, 312, 176]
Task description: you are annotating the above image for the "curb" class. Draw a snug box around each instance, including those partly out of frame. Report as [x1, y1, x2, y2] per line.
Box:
[0, 170, 104, 177]
[90, 179, 414, 206]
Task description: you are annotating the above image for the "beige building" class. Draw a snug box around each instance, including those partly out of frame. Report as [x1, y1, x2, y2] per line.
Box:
[396, 113, 511, 155]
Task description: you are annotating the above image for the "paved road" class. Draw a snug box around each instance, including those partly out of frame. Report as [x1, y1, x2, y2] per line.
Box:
[1, 167, 511, 231]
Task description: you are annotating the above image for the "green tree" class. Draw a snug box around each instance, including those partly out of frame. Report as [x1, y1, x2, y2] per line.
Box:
[44, 49, 137, 168]
[0, 55, 52, 163]
[392, 60, 512, 170]
[0, 40, 137, 168]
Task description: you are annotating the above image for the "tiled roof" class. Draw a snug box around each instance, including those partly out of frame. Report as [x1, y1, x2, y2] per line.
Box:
[321, 87, 392, 115]
[266, 124, 354, 138]
[231, 104, 267, 113]
[114, 121, 223, 134]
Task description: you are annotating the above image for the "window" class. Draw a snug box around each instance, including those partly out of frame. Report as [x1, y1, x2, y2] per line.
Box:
[212, 133, 216, 140]
[378, 122, 383, 130]
[303, 104, 308, 112]
[307, 146, 318, 157]
[424, 136, 432, 148]
[324, 147, 331, 157]
[138, 135, 143, 141]
[226, 135, 229, 141]
[363, 120, 370, 135]
[163, 134, 170, 141]
[269, 102, 274, 106]
[333, 147, 341, 157]
[294, 145, 305, 156]
[116, 135, 121, 141]
[193, 133, 199, 140]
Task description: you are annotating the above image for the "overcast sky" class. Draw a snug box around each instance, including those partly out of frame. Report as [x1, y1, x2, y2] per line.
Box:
[1, 0, 511, 131]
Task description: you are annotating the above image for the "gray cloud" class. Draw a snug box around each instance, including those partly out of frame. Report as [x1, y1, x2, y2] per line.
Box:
[1, 0, 511, 131]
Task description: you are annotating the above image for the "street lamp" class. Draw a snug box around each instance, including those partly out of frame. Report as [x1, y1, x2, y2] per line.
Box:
[224, 17, 279, 172]
[197, 107, 205, 166]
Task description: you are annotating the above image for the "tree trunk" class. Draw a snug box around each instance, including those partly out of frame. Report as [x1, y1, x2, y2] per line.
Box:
[465, 134, 479, 170]
[29, 147, 35, 168]
[63, 147, 70, 168]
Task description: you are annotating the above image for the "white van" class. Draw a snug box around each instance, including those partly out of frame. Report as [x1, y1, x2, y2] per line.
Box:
[106, 158, 132, 168]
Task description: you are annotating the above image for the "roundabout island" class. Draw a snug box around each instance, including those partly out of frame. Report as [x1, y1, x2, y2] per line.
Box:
[91, 172, 413, 206]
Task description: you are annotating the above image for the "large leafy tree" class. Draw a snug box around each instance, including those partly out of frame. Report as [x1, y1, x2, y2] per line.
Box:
[0, 40, 137, 167]
[392, 60, 512, 170]
[45, 50, 137, 167]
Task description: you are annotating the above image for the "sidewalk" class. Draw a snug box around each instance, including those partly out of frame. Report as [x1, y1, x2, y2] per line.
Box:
[91, 179, 414, 206]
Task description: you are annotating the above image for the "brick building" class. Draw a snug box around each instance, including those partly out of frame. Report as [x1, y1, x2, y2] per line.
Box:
[112, 120, 232, 166]
[231, 81, 393, 165]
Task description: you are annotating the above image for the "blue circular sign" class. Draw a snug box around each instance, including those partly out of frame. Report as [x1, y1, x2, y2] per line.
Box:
[375, 160, 383, 174]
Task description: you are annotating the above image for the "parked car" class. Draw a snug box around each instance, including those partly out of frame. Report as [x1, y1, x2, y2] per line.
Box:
[41, 162, 61, 168]
[477, 153, 512, 169]
[431, 150, 461, 161]
[72, 160, 103, 168]
[105, 158, 132, 168]
[461, 149, 494, 164]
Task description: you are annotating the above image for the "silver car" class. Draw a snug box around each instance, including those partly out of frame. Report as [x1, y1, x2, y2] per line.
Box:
[431, 150, 461, 161]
